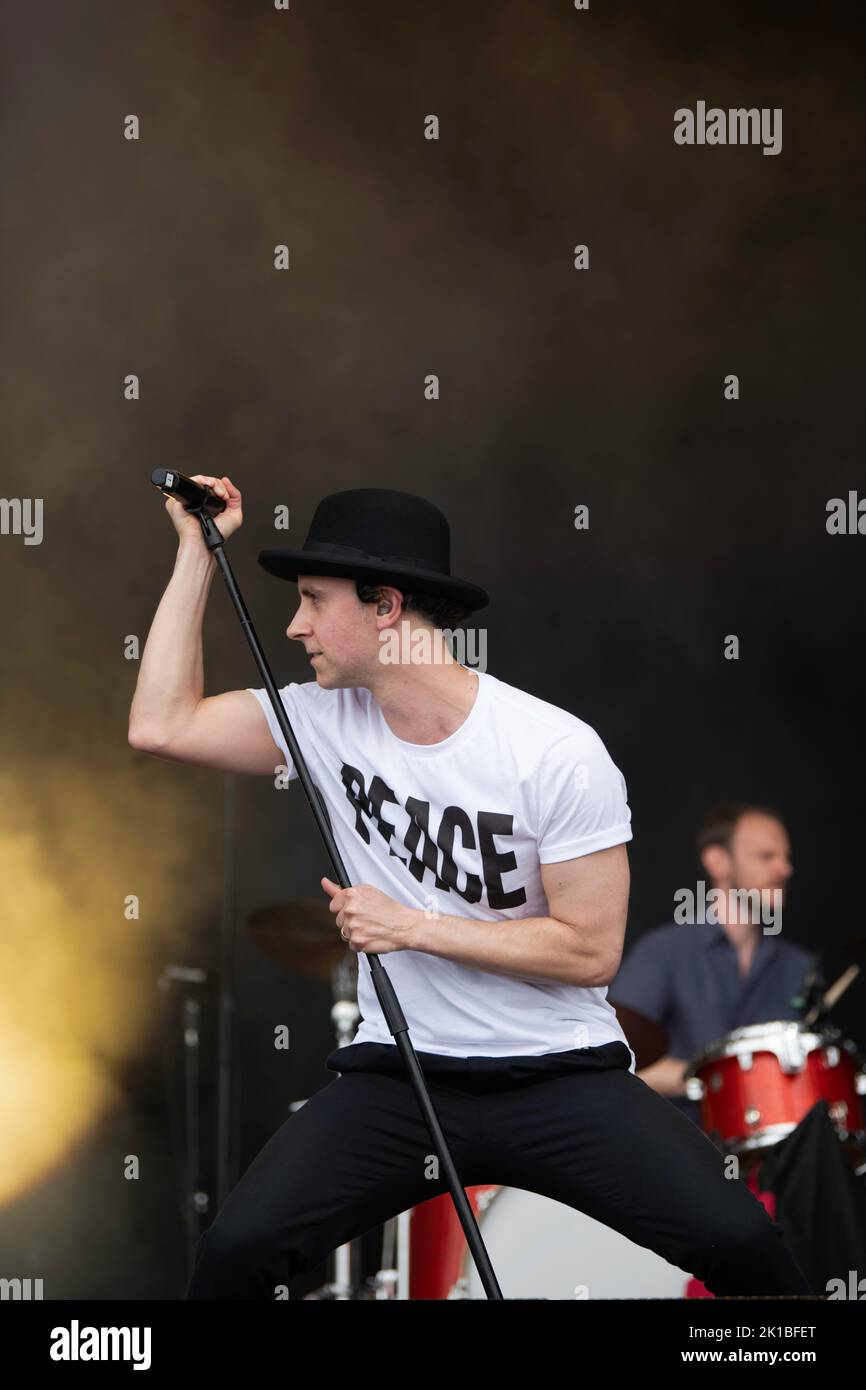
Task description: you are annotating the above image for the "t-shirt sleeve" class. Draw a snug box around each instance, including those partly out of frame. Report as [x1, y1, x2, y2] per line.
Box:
[535, 730, 633, 863]
[245, 685, 300, 780]
[607, 931, 671, 1025]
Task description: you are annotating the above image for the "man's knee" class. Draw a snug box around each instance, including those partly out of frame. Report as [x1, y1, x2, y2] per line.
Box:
[187, 1214, 306, 1299]
[693, 1197, 810, 1296]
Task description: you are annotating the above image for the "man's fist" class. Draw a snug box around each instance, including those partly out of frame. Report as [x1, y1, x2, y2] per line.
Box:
[321, 877, 419, 955]
[166, 474, 243, 545]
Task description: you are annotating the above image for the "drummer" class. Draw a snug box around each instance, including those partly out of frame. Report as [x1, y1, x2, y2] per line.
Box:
[609, 802, 813, 1127]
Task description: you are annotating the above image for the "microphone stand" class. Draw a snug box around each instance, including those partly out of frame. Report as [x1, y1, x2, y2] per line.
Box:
[174, 490, 503, 1301]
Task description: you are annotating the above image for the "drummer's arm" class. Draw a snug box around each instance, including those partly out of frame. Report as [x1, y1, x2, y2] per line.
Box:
[637, 1054, 689, 1097]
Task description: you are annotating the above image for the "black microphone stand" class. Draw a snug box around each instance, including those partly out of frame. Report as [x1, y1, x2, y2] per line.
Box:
[161, 480, 503, 1301]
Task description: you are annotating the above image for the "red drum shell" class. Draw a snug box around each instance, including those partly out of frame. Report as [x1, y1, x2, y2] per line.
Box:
[409, 1185, 498, 1300]
[690, 1023, 865, 1151]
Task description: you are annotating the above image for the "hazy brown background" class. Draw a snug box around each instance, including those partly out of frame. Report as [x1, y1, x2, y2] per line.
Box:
[1, 0, 863, 1295]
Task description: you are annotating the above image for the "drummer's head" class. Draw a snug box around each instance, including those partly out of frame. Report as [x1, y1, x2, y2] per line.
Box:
[696, 803, 793, 903]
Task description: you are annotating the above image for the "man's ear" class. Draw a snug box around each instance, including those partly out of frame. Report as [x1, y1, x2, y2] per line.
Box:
[375, 587, 403, 620]
[700, 844, 730, 884]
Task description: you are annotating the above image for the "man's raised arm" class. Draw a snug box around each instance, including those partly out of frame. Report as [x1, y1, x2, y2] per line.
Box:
[128, 473, 282, 776]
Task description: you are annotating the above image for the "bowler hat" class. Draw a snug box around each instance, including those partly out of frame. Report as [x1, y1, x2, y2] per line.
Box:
[258, 488, 489, 612]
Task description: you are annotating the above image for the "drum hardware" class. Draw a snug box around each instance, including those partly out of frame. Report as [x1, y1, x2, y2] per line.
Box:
[157, 964, 211, 1286]
[302, 1244, 354, 1300]
[365, 1211, 410, 1299]
[735, 1123, 808, 1155]
[686, 1020, 866, 1159]
[372, 1269, 400, 1299]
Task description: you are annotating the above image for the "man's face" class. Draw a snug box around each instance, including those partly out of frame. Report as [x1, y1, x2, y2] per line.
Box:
[286, 575, 383, 687]
[717, 813, 793, 902]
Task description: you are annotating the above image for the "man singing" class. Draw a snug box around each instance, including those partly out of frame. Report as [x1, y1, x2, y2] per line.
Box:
[128, 474, 810, 1299]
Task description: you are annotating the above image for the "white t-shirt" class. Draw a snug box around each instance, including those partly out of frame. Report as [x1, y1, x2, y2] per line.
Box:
[246, 669, 634, 1066]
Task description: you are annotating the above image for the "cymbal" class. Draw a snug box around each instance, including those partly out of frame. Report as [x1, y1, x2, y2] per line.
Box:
[608, 1001, 668, 1071]
[247, 900, 346, 981]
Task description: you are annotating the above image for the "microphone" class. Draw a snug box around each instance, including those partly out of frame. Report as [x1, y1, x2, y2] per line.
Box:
[151, 468, 227, 516]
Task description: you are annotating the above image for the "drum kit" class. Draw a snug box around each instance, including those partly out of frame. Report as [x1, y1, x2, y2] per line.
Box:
[248, 901, 866, 1299]
[685, 1020, 866, 1169]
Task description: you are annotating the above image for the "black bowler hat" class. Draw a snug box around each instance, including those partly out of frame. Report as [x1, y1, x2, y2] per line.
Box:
[258, 488, 489, 612]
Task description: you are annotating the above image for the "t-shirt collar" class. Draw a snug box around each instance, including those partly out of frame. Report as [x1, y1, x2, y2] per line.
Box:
[372, 667, 490, 757]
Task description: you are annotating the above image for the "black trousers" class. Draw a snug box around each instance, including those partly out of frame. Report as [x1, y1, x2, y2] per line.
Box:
[187, 1042, 812, 1299]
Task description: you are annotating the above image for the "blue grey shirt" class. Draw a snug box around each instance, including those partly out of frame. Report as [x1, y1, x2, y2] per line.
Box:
[609, 921, 814, 1126]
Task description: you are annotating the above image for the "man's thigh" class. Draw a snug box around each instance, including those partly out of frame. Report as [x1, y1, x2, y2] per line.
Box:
[480, 1067, 764, 1264]
[189, 1069, 481, 1297]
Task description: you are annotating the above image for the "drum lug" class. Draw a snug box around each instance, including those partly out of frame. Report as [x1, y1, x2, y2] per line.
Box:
[736, 1053, 754, 1072]
[857, 1073, 866, 1096]
[744, 1107, 761, 1126]
[685, 1077, 705, 1101]
[779, 1029, 807, 1072]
